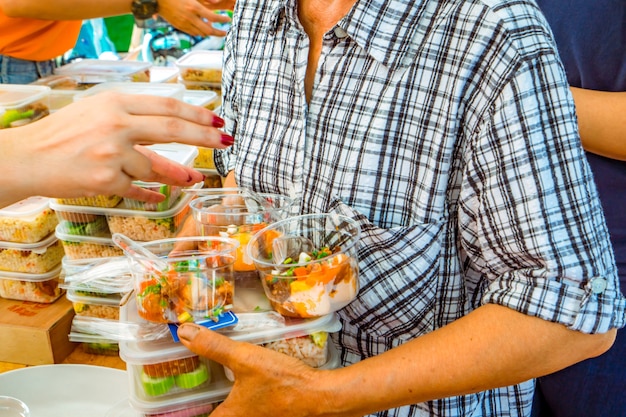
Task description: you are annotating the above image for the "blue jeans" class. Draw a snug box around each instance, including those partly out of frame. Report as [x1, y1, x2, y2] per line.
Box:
[0, 55, 55, 84]
[532, 328, 626, 417]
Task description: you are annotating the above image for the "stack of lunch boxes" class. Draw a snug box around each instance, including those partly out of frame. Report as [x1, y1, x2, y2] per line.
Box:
[0, 197, 65, 304]
[52, 142, 200, 357]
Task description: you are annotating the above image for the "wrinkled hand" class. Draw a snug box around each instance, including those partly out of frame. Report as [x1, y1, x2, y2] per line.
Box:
[177, 323, 336, 417]
[10, 92, 231, 206]
[159, 0, 232, 37]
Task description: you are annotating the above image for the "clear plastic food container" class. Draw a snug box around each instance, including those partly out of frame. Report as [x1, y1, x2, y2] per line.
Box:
[32, 74, 127, 110]
[54, 213, 110, 237]
[182, 90, 218, 110]
[123, 144, 199, 211]
[106, 394, 224, 417]
[106, 193, 193, 241]
[0, 264, 63, 303]
[175, 50, 223, 83]
[60, 256, 133, 297]
[177, 77, 221, 92]
[55, 195, 122, 208]
[73, 82, 185, 101]
[197, 169, 222, 188]
[0, 84, 50, 128]
[66, 289, 122, 320]
[56, 226, 124, 259]
[55, 59, 152, 82]
[0, 233, 64, 274]
[247, 213, 361, 318]
[124, 236, 238, 324]
[0, 196, 58, 243]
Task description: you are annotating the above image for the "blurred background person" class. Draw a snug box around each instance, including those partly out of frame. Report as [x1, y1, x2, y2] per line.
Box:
[0, 0, 234, 84]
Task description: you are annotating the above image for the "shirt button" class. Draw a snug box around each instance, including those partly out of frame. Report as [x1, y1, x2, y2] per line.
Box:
[334, 27, 348, 38]
[589, 277, 608, 294]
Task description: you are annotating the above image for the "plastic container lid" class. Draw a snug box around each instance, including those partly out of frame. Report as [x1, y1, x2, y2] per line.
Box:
[175, 50, 223, 71]
[0, 231, 57, 253]
[55, 59, 151, 77]
[50, 190, 193, 218]
[32, 74, 126, 90]
[182, 90, 218, 108]
[0, 85, 50, 110]
[73, 82, 185, 101]
[0, 264, 62, 282]
[0, 196, 51, 221]
[55, 224, 117, 245]
[119, 295, 341, 363]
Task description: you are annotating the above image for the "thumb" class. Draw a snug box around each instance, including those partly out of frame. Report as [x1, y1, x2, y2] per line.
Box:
[178, 323, 238, 367]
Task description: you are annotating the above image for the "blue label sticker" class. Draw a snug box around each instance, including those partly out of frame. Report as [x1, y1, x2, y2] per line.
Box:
[168, 311, 239, 342]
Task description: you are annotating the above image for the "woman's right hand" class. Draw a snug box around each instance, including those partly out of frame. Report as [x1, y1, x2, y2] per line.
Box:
[0, 92, 233, 208]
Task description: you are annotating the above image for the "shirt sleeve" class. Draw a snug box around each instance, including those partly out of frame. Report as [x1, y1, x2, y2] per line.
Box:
[460, 52, 625, 333]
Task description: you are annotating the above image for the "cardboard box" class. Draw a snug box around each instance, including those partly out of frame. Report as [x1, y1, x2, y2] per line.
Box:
[0, 297, 76, 365]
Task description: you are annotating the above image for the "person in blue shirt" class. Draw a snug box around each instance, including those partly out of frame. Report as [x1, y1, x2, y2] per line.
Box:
[532, 1, 626, 416]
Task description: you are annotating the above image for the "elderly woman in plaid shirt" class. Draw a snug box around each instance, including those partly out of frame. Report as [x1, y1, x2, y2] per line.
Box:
[177, 0, 626, 416]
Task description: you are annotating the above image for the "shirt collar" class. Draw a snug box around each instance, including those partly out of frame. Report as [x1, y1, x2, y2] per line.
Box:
[266, 0, 437, 71]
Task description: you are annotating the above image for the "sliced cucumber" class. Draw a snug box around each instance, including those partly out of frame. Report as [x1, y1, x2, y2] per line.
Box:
[174, 363, 210, 389]
[140, 371, 175, 396]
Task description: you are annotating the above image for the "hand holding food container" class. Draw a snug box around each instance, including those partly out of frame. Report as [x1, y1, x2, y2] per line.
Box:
[247, 213, 361, 318]
[113, 233, 239, 324]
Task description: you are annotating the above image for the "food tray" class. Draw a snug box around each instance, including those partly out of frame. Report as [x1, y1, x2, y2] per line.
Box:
[0, 84, 50, 128]
[55, 59, 152, 82]
[0, 264, 63, 303]
[175, 50, 223, 83]
[123, 144, 199, 211]
[0, 233, 64, 274]
[66, 289, 122, 320]
[0, 196, 58, 243]
[182, 90, 219, 110]
[56, 226, 124, 260]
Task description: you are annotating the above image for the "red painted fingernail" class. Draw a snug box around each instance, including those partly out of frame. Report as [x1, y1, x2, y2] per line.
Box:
[213, 115, 225, 128]
[221, 133, 234, 146]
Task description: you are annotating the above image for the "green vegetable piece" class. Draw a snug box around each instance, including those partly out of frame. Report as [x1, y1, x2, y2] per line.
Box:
[1, 108, 34, 128]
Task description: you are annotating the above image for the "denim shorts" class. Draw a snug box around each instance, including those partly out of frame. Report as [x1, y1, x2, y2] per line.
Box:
[0, 55, 55, 84]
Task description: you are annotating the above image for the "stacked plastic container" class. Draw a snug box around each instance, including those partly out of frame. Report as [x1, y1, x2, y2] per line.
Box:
[52, 142, 199, 356]
[0, 197, 65, 303]
[0, 84, 51, 129]
[116, 276, 342, 416]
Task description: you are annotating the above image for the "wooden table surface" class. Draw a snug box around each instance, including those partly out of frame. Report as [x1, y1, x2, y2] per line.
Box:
[0, 344, 126, 374]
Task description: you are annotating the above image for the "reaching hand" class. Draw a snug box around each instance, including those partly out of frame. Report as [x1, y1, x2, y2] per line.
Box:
[0, 92, 233, 207]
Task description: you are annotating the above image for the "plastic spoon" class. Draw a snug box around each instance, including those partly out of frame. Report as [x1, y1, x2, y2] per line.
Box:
[112, 233, 168, 272]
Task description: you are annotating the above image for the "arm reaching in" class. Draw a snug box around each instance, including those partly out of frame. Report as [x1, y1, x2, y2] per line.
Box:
[0, 92, 233, 208]
[571, 87, 626, 160]
[0, 0, 233, 38]
[178, 304, 615, 417]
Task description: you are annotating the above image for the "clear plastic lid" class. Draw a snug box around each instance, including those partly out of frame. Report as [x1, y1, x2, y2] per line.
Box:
[0, 232, 57, 253]
[0, 85, 50, 110]
[175, 50, 223, 70]
[73, 82, 185, 101]
[32, 74, 127, 90]
[0, 196, 51, 220]
[0, 264, 62, 282]
[55, 59, 151, 77]
[50, 190, 193, 219]
[119, 295, 341, 364]
[182, 90, 218, 108]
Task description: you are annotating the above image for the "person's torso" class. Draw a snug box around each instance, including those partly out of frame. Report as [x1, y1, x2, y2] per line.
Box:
[0, 11, 81, 61]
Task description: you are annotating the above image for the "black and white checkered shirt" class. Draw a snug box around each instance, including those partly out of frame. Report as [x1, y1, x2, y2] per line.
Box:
[215, 0, 626, 415]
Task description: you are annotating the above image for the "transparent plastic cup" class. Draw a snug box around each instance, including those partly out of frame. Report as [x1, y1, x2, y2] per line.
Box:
[247, 213, 361, 318]
[127, 236, 239, 324]
[189, 189, 293, 277]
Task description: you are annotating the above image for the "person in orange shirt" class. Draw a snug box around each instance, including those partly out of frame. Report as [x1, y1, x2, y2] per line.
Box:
[0, 0, 235, 84]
